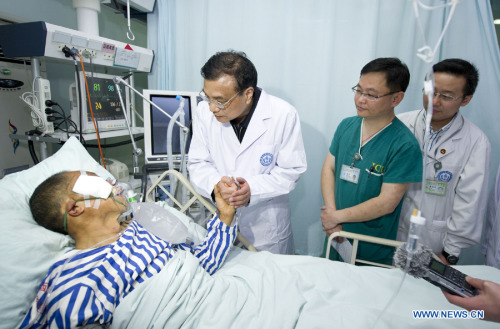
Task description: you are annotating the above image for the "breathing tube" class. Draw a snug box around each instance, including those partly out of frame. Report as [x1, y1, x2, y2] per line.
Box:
[166, 96, 187, 206]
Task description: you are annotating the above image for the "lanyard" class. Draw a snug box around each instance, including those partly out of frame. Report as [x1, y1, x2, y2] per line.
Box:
[351, 118, 393, 167]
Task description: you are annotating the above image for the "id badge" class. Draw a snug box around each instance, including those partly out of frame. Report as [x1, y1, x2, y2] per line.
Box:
[340, 165, 360, 184]
[425, 179, 447, 196]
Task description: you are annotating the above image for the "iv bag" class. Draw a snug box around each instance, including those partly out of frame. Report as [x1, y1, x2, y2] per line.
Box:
[132, 202, 190, 244]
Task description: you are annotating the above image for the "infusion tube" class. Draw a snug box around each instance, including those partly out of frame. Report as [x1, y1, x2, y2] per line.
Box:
[373, 73, 432, 328]
[372, 2, 458, 328]
[166, 96, 186, 206]
[372, 210, 426, 328]
[420, 68, 435, 211]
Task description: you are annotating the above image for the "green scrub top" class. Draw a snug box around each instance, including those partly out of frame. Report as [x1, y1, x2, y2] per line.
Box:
[325, 116, 422, 265]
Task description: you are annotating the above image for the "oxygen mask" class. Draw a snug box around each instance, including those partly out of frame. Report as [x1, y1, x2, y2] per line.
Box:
[112, 182, 137, 222]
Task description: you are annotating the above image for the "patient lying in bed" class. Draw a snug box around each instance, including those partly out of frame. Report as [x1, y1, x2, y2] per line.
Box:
[6, 137, 499, 329]
[20, 170, 238, 329]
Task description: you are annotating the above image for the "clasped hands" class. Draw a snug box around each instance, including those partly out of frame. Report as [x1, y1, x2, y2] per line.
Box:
[320, 205, 344, 242]
[217, 176, 251, 208]
[213, 184, 235, 225]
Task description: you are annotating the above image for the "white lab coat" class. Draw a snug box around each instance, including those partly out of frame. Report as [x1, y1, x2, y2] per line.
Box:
[482, 163, 500, 269]
[397, 109, 490, 257]
[188, 89, 307, 254]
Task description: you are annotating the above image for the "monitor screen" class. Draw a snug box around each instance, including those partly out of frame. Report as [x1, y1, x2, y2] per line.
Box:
[85, 75, 125, 122]
[143, 90, 199, 165]
[70, 72, 128, 133]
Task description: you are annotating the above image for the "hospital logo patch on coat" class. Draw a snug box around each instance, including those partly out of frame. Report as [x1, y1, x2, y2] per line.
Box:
[437, 171, 453, 182]
[260, 153, 273, 166]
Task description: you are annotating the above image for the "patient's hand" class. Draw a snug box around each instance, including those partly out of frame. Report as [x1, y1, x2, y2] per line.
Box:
[218, 176, 239, 204]
[214, 184, 236, 226]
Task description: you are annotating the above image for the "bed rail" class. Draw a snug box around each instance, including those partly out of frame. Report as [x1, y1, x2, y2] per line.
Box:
[145, 169, 257, 252]
[326, 231, 403, 269]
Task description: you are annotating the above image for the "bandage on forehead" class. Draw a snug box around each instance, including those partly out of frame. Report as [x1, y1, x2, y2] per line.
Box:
[73, 175, 113, 199]
[79, 171, 92, 208]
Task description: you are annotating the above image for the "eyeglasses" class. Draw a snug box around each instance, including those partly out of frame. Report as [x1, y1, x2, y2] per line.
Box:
[199, 90, 242, 109]
[421, 88, 464, 102]
[351, 86, 399, 101]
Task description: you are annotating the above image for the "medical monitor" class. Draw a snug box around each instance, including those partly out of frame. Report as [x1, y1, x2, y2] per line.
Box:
[143, 90, 199, 165]
[69, 72, 128, 133]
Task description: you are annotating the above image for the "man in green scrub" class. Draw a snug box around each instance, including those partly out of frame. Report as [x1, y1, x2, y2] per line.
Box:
[321, 57, 422, 265]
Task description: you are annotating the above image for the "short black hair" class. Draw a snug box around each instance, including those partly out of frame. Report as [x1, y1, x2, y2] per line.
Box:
[433, 59, 479, 96]
[29, 171, 72, 234]
[360, 57, 410, 92]
[201, 50, 258, 92]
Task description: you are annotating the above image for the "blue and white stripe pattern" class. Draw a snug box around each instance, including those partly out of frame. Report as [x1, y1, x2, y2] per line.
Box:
[20, 215, 236, 329]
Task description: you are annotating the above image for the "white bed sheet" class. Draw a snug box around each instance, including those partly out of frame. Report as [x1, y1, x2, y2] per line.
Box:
[111, 247, 500, 329]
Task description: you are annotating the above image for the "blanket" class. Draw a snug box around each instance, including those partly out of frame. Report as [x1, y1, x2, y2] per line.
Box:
[111, 248, 500, 329]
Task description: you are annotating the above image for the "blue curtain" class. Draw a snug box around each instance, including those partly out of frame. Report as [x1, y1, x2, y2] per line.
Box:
[148, 0, 500, 262]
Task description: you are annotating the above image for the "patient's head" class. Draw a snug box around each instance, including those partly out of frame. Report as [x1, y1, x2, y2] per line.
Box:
[30, 171, 73, 234]
[30, 171, 127, 237]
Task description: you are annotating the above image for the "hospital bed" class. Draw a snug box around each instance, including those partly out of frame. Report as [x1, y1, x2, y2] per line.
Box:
[1, 136, 499, 329]
[145, 169, 256, 251]
[326, 231, 403, 268]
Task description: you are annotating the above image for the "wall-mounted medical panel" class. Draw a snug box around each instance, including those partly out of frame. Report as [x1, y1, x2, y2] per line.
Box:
[0, 21, 154, 73]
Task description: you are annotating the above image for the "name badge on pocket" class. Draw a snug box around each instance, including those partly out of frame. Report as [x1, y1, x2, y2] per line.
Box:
[425, 179, 447, 196]
[340, 165, 360, 184]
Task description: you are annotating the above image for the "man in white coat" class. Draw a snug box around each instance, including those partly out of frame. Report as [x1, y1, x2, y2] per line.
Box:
[397, 58, 491, 265]
[188, 50, 307, 254]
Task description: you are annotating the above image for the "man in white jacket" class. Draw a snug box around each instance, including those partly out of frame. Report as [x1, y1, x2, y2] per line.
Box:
[188, 50, 307, 254]
[397, 59, 491, 265]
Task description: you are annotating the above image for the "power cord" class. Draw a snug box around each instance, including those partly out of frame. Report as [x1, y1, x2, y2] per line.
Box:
[19, 76, 48, 133]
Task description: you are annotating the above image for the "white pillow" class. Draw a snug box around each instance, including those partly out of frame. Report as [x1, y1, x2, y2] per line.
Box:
[0, 137, 113, 329]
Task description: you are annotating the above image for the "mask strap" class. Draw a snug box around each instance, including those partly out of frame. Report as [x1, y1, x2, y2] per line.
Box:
[63, 197, 101, 233]
[63, 211, 69, 233]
